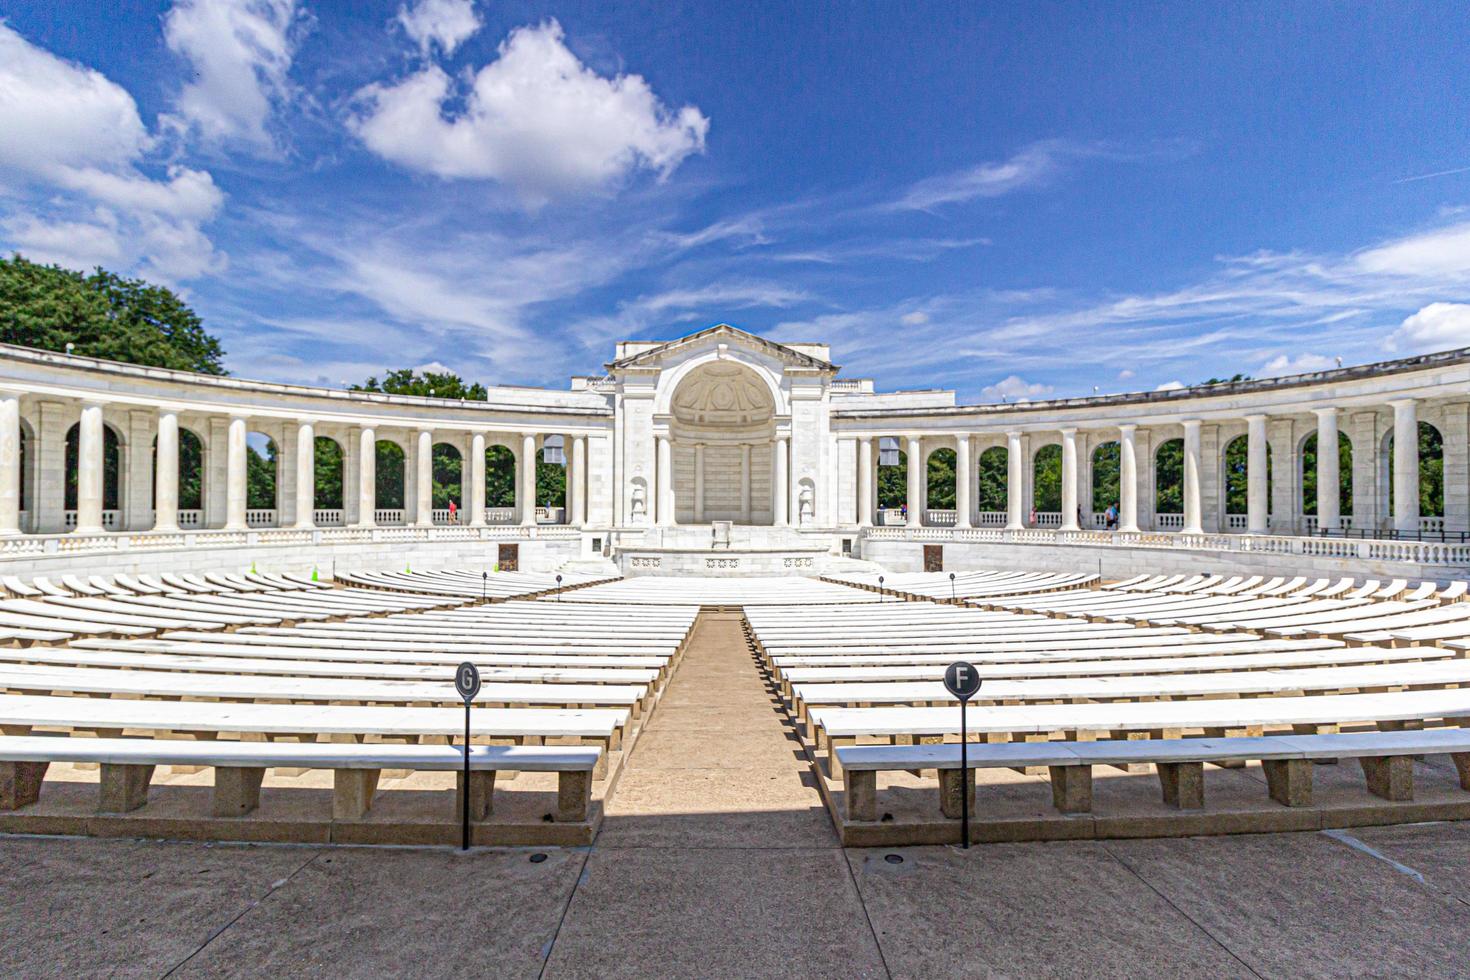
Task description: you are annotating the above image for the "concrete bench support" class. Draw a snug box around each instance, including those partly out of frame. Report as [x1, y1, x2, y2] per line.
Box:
[99, 763, 153, 813]
[0, 760, 48, 809]
[1157, 762, 1204, 809]
[557, 770, 591, 822]
[213, 766, 266, 817]
[938, 767, 974, 819]
[333, 768, 381, 820]
[1263, 759, 1313, 806]
[1360, 755, 1414, 801]
[1049, 765, 1092, 813]
[455, 770, 495, 821]
[846, 769, 878, 822]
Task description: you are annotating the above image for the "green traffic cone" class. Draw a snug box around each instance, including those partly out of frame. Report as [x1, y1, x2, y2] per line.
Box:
[310, 566, 319, 582]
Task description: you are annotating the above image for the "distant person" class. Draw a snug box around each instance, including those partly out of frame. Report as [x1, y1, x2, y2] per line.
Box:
[900, 502, 908, 523]
[1029, 505, 1037, 527]
[447, 499, 458, 523]
[1106, 504, 1118, 530]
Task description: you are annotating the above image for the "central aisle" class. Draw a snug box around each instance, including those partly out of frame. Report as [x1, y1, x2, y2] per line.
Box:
[541, 609, 889, 977]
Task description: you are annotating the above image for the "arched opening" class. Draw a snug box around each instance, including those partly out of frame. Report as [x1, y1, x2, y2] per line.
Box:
[976, 446, 1007, 524]
[1302, 431, 1353, 529]
[926, 447, 957, 524]
[877, 441, 906, 522]
[245, 433, 277, 526]
[668, 361, 777, 524]
[374, 441, 406, 522]
[538, 435, 567, 522]
[431, 442, 463, 522]
[64, 421, 121, 528]
[486, 444, 516, 522]
[1386, 421, 1445, 524]
[1222, 434, 1272, 528]
[1091, 441, 1120, 523]
[1155, 437, 1183, 527]
[1033, 444, 1061, 525]
[313, 436, 344, 522]
[149, 427, 206, 528]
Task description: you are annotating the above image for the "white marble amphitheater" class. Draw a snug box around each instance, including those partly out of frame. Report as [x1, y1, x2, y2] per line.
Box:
[4, 322, 1470, 862]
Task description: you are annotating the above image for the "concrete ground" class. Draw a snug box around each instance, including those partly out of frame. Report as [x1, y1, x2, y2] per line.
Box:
[5, 612, 1470, 977]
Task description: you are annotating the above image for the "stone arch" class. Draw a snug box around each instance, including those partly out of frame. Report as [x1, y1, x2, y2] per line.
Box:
[485, 443, 517, 512]
[877, 439, 906, 510]
[1033, 443, 1062, 513]
[64, 419, 123, 513]
[374, 440, 406, 513]
[668, 360, 777, 524]
[1091, 441, 1120, 513]
[1155, 437, 1184, 515]
[1300, 429, 1353, 520]
[1385, 421, 1445, 518]
[313, 435, 345, 511]
[926, 446, 957, 511]
[431, 441, 463, 511]
[245, 431, 277, 512]
[976, 445, 1007, 515]
[652, 347, 789, 419]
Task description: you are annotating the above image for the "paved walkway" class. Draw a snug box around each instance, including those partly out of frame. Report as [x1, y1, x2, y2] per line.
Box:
[6, 611, 1470, 977]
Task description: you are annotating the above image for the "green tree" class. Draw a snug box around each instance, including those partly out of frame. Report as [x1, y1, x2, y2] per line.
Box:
[432, 444, 462, 509]
[486, 445, 516, 507]
[1301, 432, 1353, 517]
[1033, 444, 1062, 512]
[375, 441, 405, 509]
[1156, 439, 1183, 513]
[877, 451, 906, 508]
[537, 459, 566, 508]
[1387, 422, 1445, 518]
[1091, 442, 1120, 511]
[1222, 436, 1272, 515]
[976, 446, 1007, 512]
[351, 368, 488, 400]
[246, 439, 276, 509]
[926, 448, 956, 510]
[314, 437, 343, 509]
[0, 255, 225, 373]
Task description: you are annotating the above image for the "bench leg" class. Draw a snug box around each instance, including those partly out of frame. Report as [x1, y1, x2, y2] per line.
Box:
[333, 769, 380, 820]
[99, 763, 154, 813]
[939, 767, 975, 820]
[846, 770, 878, 822]
[213, 766, 266, 817]
[1157, 762, 1204, 809]
[556, 770, 591, 822]
[1451, 752, 1470, 791]
[0, 760, 48, 810]
[827, 736, 855, 780]
[1049, 765, 1092, 814]
[1263, 759, 1313, 807]
[1360, 756, 1414, 801]
[455, 770, 495, 822]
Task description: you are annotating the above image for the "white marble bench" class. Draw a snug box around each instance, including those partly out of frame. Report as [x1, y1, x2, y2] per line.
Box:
[0, 736, 599, 822]
[837, 728, 1470, 823]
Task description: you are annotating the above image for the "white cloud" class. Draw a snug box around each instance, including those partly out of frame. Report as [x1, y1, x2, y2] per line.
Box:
[900, 311, 929, 326]
[1386, 302, 1470, 354]
[1155, 380, 1185, 391]
[1258, 353, 1338, 376]
[397, 0, 481, 56]
[349, 20, 708, 204]
[1117, 369, 1135, 380]
[163, 0, 302, 153]
[1355, 224, 1470, 279]
[981, 375, 1054, 402]
[0, 24, 224, 280]
[414, 360, 455, 374]
[890, 142, 1070, 211]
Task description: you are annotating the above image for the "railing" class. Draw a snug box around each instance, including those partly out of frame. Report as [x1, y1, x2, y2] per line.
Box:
[977, 511, 1007, 527]
[1422, 516, 1446, 534]
[537, 506, 567, 524]
[875, 509, 908, 527]
[374, 508, 406, 525]
[1156, 513, 1184, 530]
[1226, 514, 1248, 531]
[313, 509, 345, 526]
[926, 509, 956, 527]
[1034, 511, 1061, 528]
[179, 509, 202, 528]
[487, 507, 516, 524]
[860, 525, 1470, 566]
[432, 509, 460, 525]
[63, 510, 119, 530]
[246, 509, 277, 528]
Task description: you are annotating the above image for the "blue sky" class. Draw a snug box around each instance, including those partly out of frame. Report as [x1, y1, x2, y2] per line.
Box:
[3, 2, 1470, 401]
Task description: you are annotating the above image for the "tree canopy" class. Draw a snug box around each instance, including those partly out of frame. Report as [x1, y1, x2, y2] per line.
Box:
[0, 255, 225, 374]
[351, 368, 488, 401]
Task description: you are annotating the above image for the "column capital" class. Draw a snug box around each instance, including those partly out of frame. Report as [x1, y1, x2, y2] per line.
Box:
[1312, 406, 1338, 419]
[1244, 412, 1268, 422]
[1181, 418, 1202, 431]
[1387, 397, 1417, 411]
[1059, 426, 1077, 437]
[1117, 423, 1137, 435]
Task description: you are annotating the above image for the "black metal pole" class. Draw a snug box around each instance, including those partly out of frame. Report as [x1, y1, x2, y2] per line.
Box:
[462, 700, 471, 851]
[959, 699, 969, 849]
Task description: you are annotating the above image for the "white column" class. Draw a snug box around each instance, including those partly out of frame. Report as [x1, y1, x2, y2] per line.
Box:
[74, 401, 105, 533]
[905, 435, 922, 526]
[1391, 398, 1419, 533]
[467, 432, 486, 526]
[0, 397, 18, 535]
[1246, 414, 1268, 534]
[1005, 431, 1024, 529]
[656, 434, 674, 526]
[519, 433, 537, 526]
[740, 443, 752, 523]
[857, 437, 873, 527]
[1059, 427, 1079, 531]
[693, 443, 706, 523]
[224, 414, 247, 531]
[1182, 420, 1203, 534]
[355, 427, 377, 527]
[153, 409, 179, 532]
[570, 435, 586, 526]
[1118, 424, 1138, 533]
[954, 435, 973, 529]
[415, 428, 434, 526]
[773, 436, 789, 526]
[293, 421, 315, 528]
[1313, 409, 1339, 532]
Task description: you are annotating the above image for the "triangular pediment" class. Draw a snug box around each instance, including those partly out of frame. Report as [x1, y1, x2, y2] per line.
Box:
[606, 324, 836, 373]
